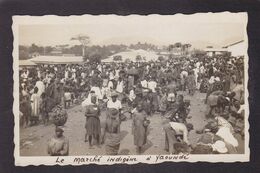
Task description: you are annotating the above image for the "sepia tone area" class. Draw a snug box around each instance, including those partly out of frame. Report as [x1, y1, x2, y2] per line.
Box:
[16, 14, 247, 158]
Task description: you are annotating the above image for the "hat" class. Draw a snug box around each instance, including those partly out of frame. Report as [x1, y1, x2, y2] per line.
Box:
[111, 91, 118, 97]
[55, 126, 64, 133]
[212, 140, 228, 153]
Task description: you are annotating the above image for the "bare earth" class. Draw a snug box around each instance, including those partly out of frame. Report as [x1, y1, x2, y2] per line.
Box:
[20, 92, 244, 156]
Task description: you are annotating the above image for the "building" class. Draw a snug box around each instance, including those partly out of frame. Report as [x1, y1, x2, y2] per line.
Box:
[204, 48, 228, 57]
[19, 59, 37, 69]
[102, 49, 159, 63]
[30, 55, 84, 64]
[223, 40, 246, 57]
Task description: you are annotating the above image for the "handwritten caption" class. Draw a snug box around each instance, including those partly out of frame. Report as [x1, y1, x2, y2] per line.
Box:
[55, 154, 189, 164]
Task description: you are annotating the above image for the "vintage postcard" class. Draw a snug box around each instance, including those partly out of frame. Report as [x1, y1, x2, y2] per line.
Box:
[12, 12, 249, 166]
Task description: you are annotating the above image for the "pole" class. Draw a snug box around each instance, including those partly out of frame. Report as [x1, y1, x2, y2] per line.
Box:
[82, 45, 85, 57]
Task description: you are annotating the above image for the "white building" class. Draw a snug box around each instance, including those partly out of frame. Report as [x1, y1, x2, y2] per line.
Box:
[224, 40, 246, 57]
[204, 48, 228, 57]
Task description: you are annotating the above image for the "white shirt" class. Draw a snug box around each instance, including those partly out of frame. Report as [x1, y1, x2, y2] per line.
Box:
[199, 66, 205, 73]
[108, 81, 114, 90]
[116, 80, 124, 93]
[148, 81, 157, 93]
[64, 92, 72, 101]
[237, 104, 245, 114]
[37, 71, 41, 79]
[81, 72, 86, 79]
[141, 80, 148, 88]
[101, 87, 110, 100]
[129, 89, 136, 101]
[109, 72, 114, 80]
[81, 93, 95, 107]
[209, 76, 215, 84]
[90, 86, 102, 100]
[169, 122, 189, 144]
[232, 84, 244, 101]
[196, 62, 200, 68]
[35, 80, 45, 97]
[180, 71, 188, 79]
[65, 71, 69, 79]
[216, 127, 238, 147]
[107, 99, 122, 110]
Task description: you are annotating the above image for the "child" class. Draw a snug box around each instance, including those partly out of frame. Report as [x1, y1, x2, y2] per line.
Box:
[64, 88, 72, 109]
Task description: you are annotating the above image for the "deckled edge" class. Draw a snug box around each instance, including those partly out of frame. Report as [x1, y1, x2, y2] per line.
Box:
[12, 12, 250, 166]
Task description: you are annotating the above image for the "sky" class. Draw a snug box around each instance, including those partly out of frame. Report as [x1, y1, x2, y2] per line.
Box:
[17, 13, 247, 49]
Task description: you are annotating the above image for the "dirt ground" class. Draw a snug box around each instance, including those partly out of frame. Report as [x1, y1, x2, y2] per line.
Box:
[20, 91, 244, 156]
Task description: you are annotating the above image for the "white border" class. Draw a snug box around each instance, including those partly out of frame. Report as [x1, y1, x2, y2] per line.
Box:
[12, 12, 250, 166]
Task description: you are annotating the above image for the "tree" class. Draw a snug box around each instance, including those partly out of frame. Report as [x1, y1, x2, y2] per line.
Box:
[85, 53, 102, 64]
[45, 46, 53, 54]
[29, 43, 44, 54]
[19, 45, 30, 60]
[192, 49, 207, 59]
[71, 34, 90, 56]
[174, 42, 182, 48]
[168, 44, 174, 52]
[158, 56, 165, 62]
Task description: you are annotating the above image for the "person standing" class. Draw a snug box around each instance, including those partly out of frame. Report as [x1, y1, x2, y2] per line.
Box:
[40, 92, 49, 125]
[148, 77, 158, 113]
[35, 77, 45, 98]
[187, 71, 196, 96]
[30, 87, 40, 125]
[20, 94, 31, 128]
[132, 103, 149, 154]
[180, 70, 188, 91]
[84, 95, 101, 148]
[106, 92, 122, 120]
[47, 126, 69, 156]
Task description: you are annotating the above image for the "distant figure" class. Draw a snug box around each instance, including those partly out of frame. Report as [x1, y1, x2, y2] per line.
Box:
[132, 103, 150, 154]
[30, 87, 40, 125]
[47, 126, 69, 156]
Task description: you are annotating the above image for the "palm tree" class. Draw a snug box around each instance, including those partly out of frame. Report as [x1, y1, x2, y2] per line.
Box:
[71, 34, 90, 57]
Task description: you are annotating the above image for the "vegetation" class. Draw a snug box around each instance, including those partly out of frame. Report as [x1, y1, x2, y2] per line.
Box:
[19, 40, 196, 61]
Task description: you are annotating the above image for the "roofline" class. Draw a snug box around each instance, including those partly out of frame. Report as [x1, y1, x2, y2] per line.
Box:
[224, 40, 244, 48]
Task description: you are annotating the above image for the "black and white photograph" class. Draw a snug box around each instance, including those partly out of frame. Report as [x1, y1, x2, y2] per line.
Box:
[12, 13, 249, 165]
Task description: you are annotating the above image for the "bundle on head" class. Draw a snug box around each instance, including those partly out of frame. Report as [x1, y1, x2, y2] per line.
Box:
[49, 104, 68, 126]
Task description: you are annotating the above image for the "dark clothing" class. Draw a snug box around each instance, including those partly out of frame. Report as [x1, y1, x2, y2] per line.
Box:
[104, 118, 121, 155]
[132, 111, 148, 147]
[85, 105, 101, 136]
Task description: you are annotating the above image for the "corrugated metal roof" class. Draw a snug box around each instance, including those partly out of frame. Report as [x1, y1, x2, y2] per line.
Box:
[31, 55, 84, 64]
[102, 49, 159, 62]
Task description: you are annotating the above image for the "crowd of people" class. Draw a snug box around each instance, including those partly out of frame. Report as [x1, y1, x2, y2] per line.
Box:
[19, 54, 245, 155]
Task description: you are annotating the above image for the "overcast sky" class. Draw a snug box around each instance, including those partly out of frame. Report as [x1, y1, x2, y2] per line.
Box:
[17, 13, 247, 49]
